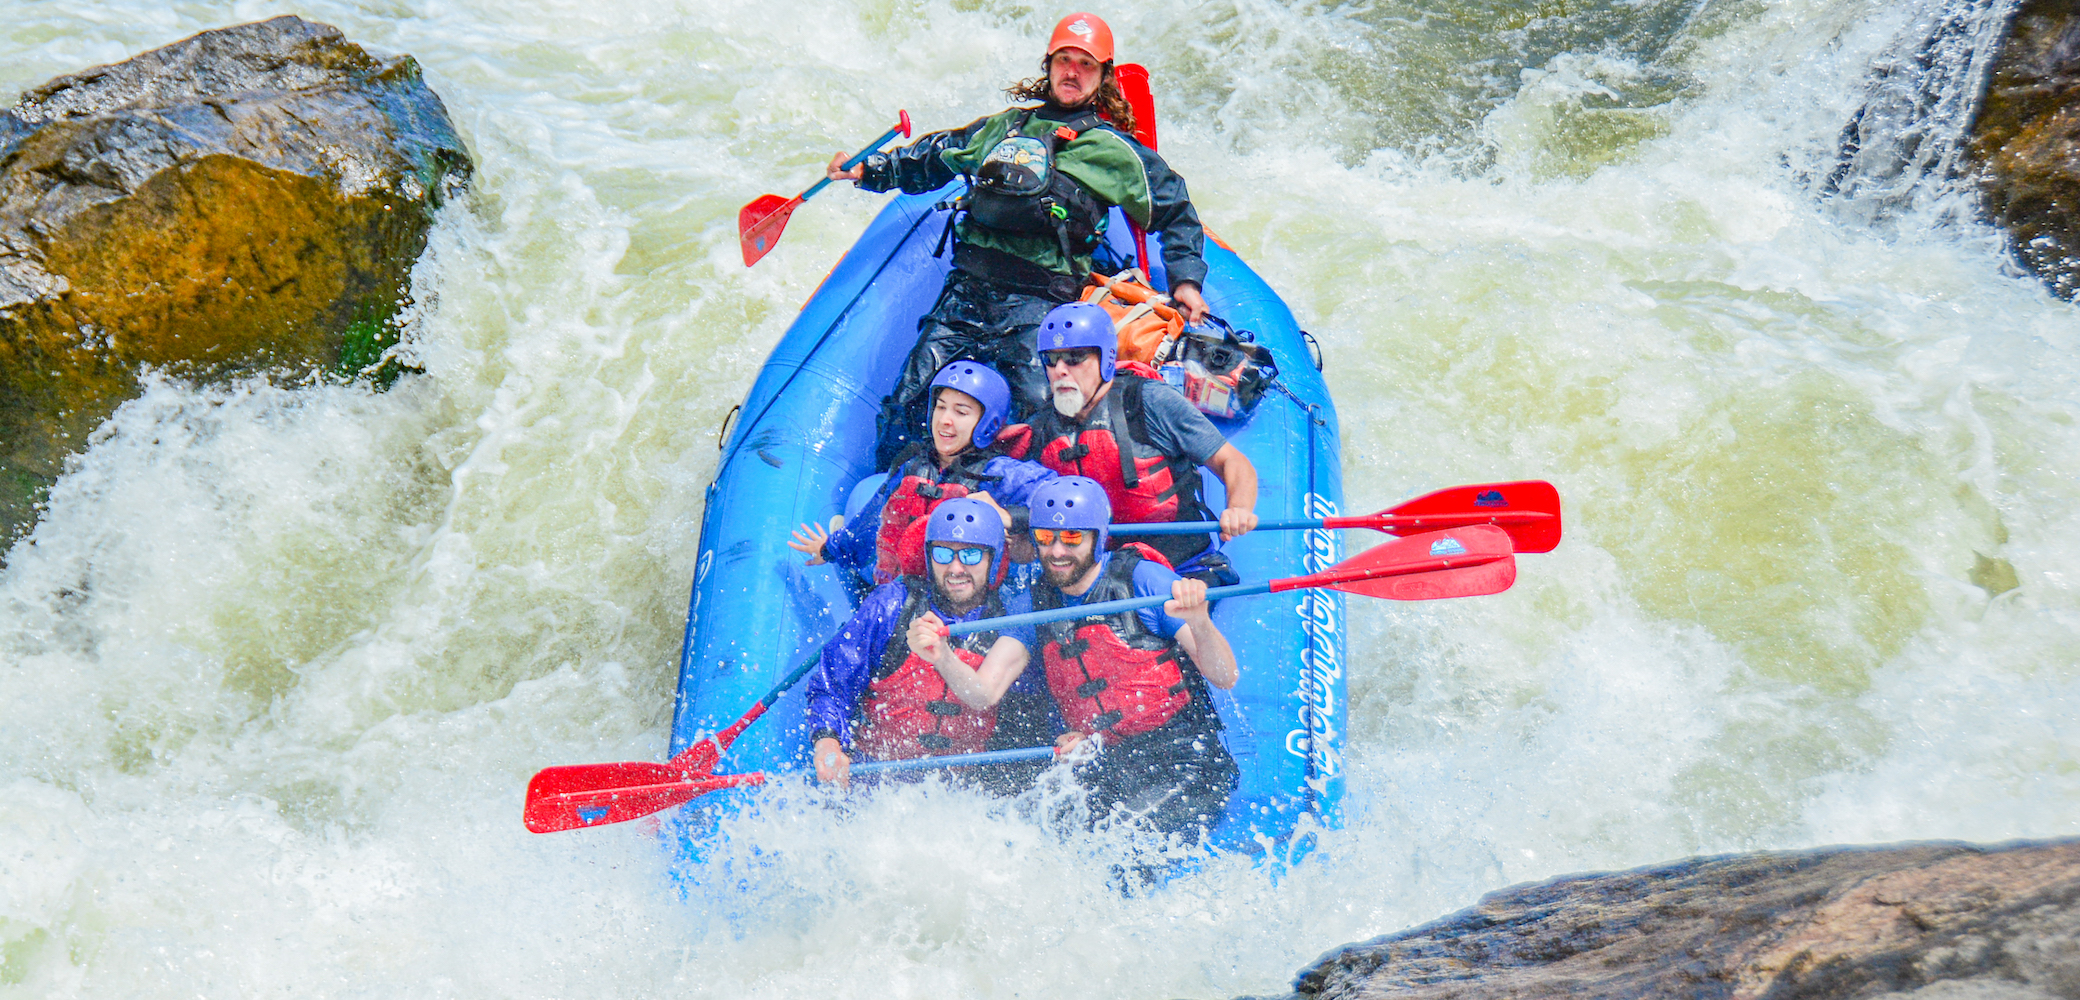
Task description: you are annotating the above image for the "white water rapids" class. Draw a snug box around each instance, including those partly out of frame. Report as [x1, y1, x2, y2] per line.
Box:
[4, 0, 2077, 996]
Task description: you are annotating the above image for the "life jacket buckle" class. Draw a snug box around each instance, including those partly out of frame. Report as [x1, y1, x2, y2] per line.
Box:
[926, 700, 965, 717]
[1053, 125, 1078, 142]
[1076, 678, 1110, 698]
[916, 733, 954, 751]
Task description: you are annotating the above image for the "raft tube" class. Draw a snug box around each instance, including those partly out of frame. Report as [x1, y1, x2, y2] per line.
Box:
[667, 186, 1346, 862]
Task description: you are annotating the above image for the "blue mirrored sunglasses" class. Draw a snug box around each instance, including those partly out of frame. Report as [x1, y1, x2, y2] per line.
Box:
[930, 544, 989, 566]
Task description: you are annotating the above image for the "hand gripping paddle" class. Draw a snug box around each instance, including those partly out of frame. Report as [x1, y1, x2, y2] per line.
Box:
[739, 111, 912, 267]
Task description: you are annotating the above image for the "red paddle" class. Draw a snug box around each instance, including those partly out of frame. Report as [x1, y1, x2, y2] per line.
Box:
[1112, 481, 1564, 554]
[523, 526, 1518, 833]
[1110, 63, 1157, 273]
[739, 111, 912, 267]
[525, 747, 1056, 834]
[946, 525, 1516, 638]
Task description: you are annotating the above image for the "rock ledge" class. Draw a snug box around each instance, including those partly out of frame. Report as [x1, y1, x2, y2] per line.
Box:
[1283, 837, 2080, 1000]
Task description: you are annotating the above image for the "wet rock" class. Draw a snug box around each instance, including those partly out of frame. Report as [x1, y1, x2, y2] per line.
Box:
[1968, 0, 2080, 298]
[1283, 837, 2080, 1000]
[0, 15, 471, 541]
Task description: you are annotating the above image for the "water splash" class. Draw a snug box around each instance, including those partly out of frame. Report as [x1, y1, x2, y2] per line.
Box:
[3, 0, 2079, 996]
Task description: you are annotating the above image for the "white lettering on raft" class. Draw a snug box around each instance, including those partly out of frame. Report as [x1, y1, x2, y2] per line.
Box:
[1287, 492, 1345, 792]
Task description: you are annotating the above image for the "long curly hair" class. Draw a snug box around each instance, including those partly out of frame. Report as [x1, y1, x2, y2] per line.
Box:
[1005, 57, 1137, 136]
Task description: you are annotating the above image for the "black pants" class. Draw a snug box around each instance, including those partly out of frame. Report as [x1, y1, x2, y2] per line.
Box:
[1076, 719, 1238, 845]
[874, 270, 1063, 468]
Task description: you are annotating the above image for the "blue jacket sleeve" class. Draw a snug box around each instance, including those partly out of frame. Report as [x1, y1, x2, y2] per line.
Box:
[805, 583, 904, 745]
[982, 456, 1061, 507]
[824, 474, 900, 575]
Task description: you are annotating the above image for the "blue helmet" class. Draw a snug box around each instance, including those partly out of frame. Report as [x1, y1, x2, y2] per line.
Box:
[928, 361, 1012, 450]
[1035, 301, 1117, 381]
[1027, 475, 1111, 547]
[924, 496, 1005, 568]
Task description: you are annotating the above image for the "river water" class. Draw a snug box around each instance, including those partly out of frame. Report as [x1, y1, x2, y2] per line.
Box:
[4, 0, 2077, 996]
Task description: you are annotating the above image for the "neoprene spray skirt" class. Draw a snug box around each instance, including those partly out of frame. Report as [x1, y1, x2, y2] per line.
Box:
[667, 184, 1347, 862]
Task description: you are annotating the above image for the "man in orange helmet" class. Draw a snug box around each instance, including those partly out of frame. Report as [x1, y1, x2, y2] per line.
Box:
[831, 13, 1212, 468]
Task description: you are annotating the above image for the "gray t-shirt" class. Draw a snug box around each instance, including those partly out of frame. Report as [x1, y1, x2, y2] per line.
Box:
[1134, 377, 1229, 465]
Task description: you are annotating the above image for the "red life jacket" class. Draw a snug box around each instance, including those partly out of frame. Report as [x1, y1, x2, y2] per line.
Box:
[854, 578, 1004, 760]
[1032, 543, 1195, 740]
[873, 448, 1003, 585]
[1005, 372, 1207, 531]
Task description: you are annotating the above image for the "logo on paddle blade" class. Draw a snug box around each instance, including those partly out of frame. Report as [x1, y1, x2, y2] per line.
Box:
[1475, 490, 1507, 507]
[1430, 537, 1467, 556]
[577, 806, 609, 824]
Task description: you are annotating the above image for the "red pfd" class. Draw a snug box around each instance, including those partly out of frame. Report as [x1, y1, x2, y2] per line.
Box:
[1032, 544, 1193, 740]
[854, 578, 1002, 760]
[1007, 371, 1204, 528]
[874, 449, 1002, 585]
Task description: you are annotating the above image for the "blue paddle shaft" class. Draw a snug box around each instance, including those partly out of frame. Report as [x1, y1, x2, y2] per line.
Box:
[945, 581, 1275, 636]
[800, 122, 908, 202]
[850, 745, 1056, 775]
[1113, 517, 1326, 536]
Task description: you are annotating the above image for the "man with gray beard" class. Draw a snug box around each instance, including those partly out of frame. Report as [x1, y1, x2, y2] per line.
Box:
[1000, 301, 1257, 582]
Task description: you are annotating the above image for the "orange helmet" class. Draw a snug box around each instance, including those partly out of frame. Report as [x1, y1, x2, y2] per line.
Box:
[1046, 13, 1114, 63]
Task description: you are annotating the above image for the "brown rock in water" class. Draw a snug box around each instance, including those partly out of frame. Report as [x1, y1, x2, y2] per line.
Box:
[1969, 0, 2080, 299]
[1285, 838, 2080, 1000]
[0, 15, 471, 541]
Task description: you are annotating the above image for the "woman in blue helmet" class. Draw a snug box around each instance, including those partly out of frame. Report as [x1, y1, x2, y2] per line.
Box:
[791, 360, 1059, 585]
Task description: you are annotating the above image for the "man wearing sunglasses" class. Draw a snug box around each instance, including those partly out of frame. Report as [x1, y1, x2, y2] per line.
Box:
[806, 497, 1052, 789]
[1002, 300, 1258, 583]
[1023, 475, 1239, 841]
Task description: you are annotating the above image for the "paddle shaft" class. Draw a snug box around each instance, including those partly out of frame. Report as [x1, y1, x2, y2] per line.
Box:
[799, 120, 909, 203]
[851, 745, 1055, 775]
[1112, 511, 1557, 536]
[672, 650, 822, 766]
[572, 747, 1057, 805]
[945, 549, 1503, 637]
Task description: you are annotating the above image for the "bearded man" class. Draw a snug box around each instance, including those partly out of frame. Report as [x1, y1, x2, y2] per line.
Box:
[806, 497, 1053, 790]
[826, 12, 1211, 467]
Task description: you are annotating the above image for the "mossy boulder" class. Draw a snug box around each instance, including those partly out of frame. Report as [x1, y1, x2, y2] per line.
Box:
[0, 15, 471, 543]
[1968, 0, 2080, 299]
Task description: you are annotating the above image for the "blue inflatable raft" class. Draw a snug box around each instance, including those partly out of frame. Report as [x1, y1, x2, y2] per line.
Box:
[667, 187, 1346, 860]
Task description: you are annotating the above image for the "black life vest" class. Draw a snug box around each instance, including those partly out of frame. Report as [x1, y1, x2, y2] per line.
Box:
[1007, 374, 1211, 565]
[962, 108, 1111, 262]
[1032, 544, 1205, 740]
[854, 579, 1005, 760]
[873, 445, 1004, 585]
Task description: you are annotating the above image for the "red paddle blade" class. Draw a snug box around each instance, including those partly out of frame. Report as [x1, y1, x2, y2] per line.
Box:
[1112, 63, 1158, 149]
[1277, 525, 1518, 601]
[524, 765, 766, 834]
[739, 193, 802, 266]
[1367, 480, 1563, 553]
